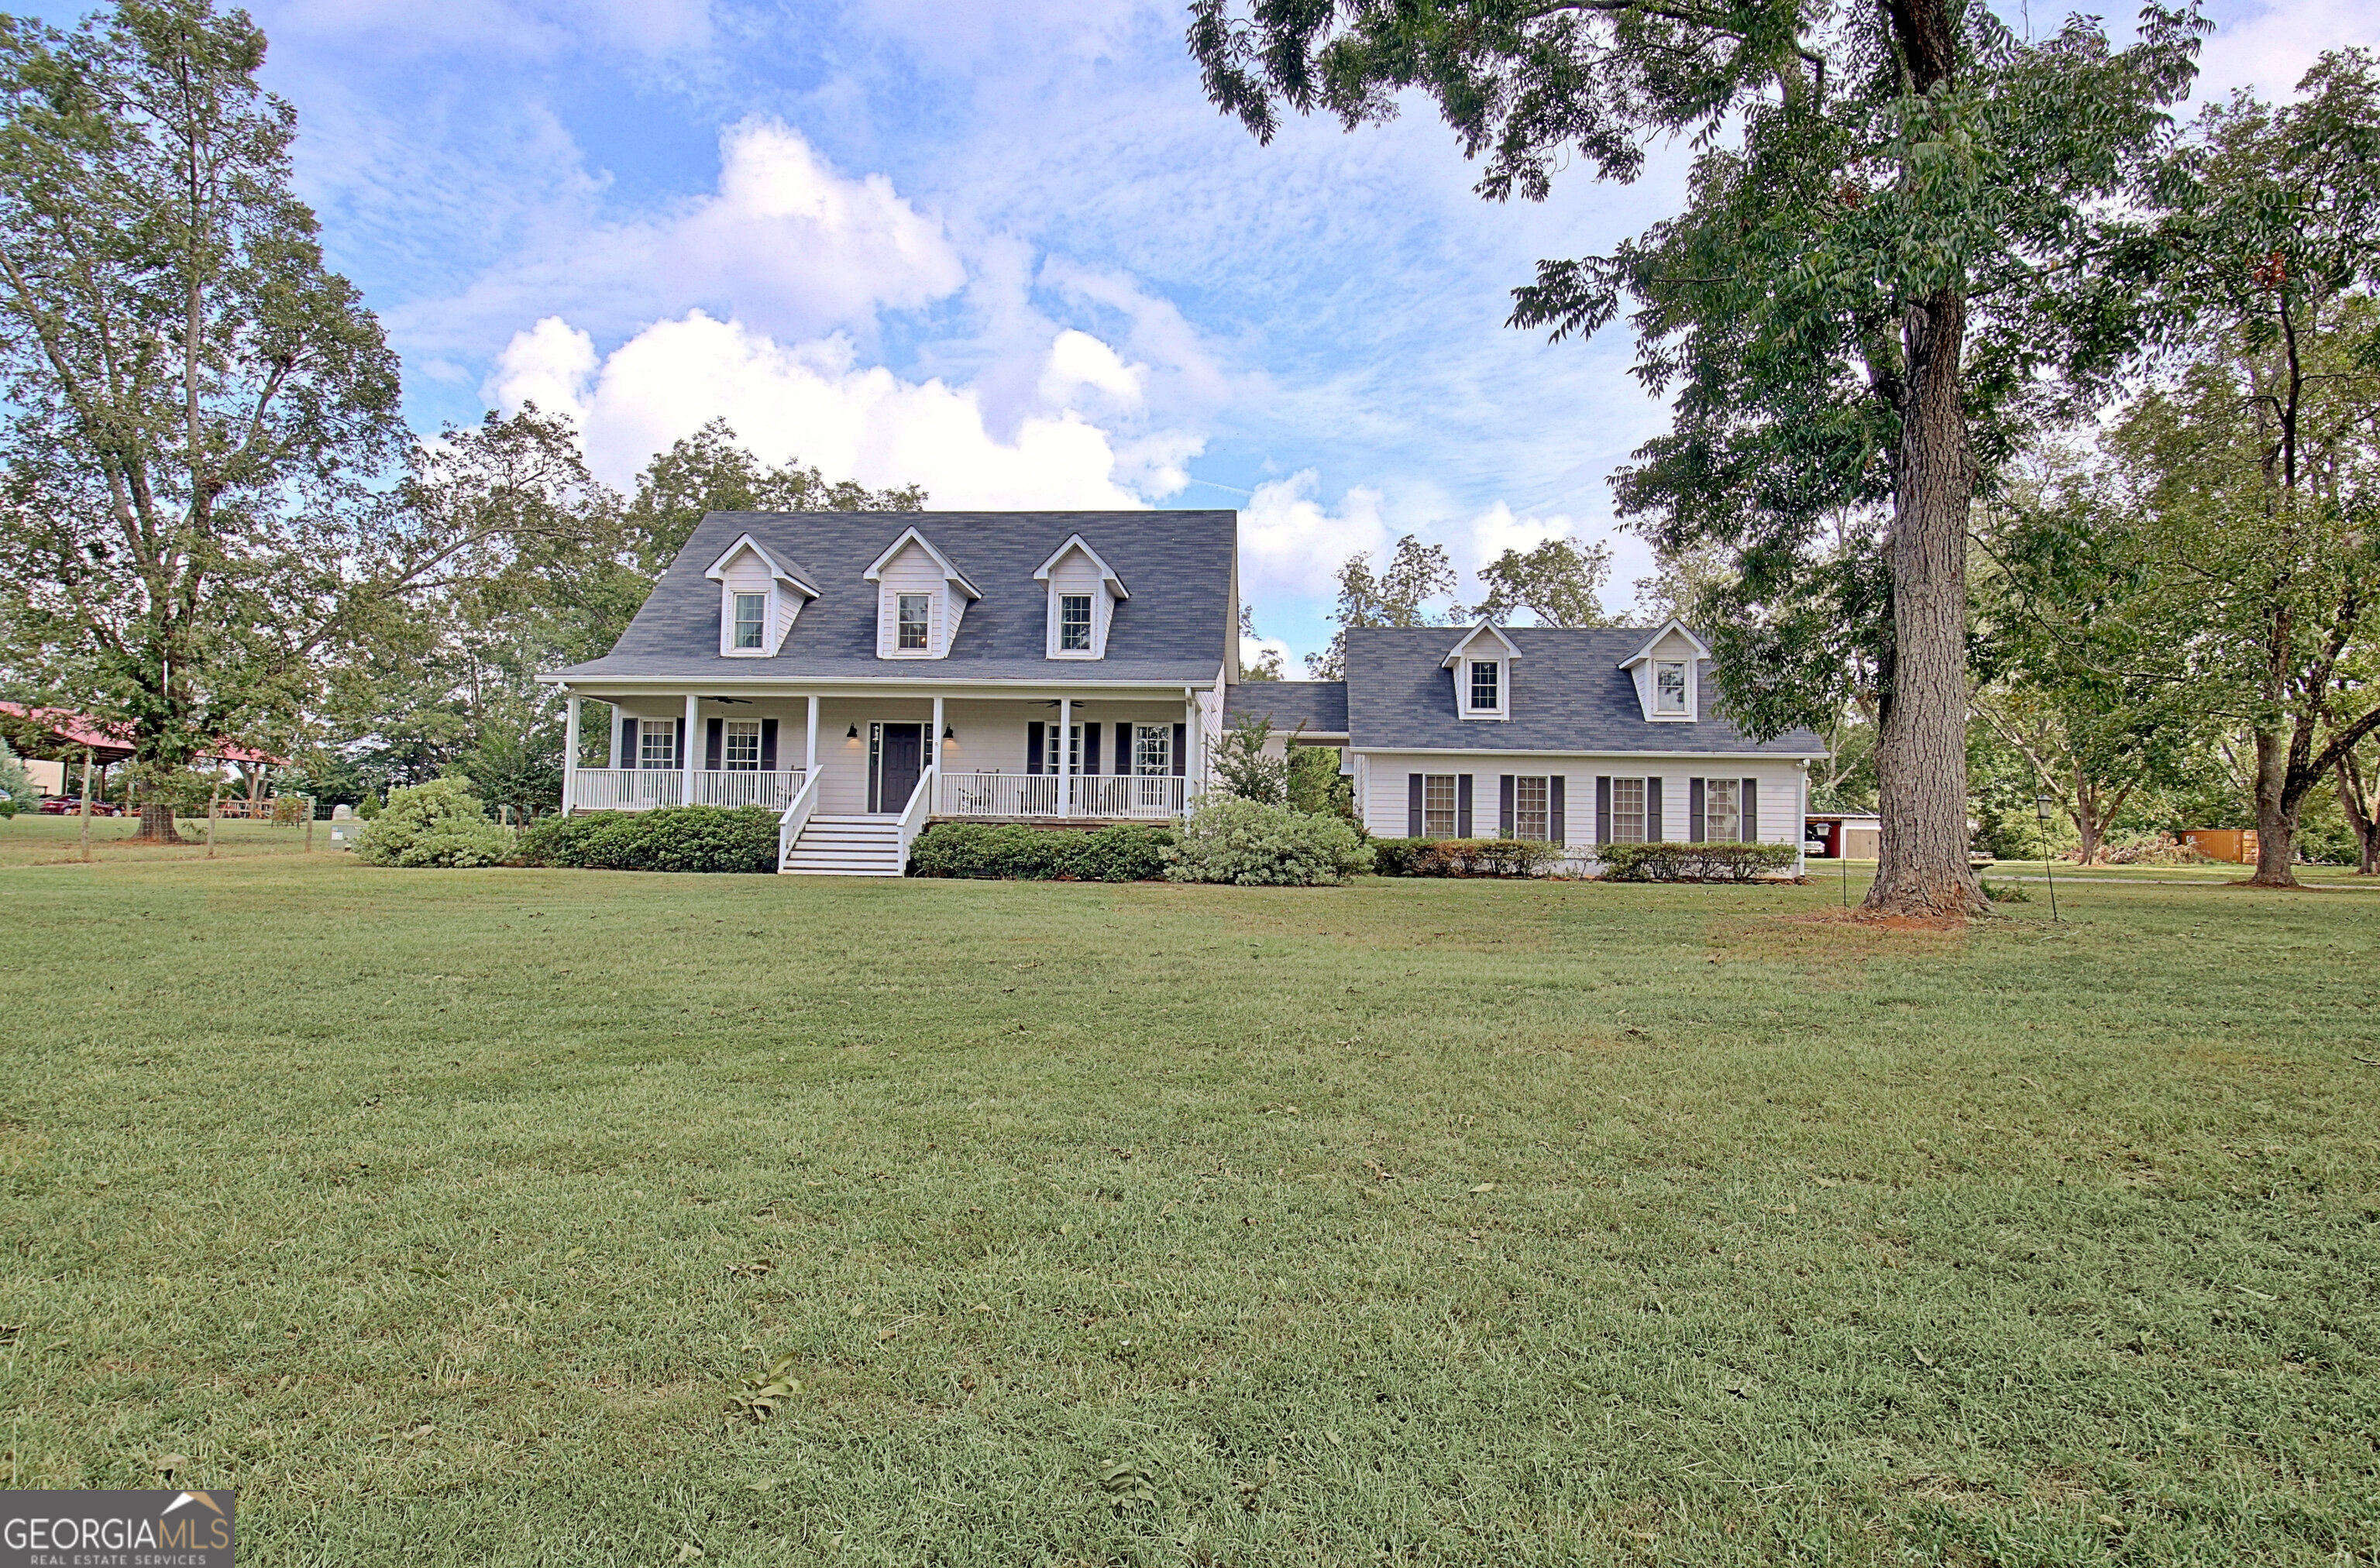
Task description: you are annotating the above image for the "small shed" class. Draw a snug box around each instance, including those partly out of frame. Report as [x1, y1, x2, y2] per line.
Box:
[1804, 812, 1882, 859]
[2180, 827, 2258, 865]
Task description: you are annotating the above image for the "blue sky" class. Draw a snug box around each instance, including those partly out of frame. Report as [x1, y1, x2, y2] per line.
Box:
[31, 0, 2373, 666]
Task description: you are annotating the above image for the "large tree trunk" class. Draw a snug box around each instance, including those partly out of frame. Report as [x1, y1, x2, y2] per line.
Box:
[2339, 757, 2380, 875]
[136, 799, 182, 842]
[1866, 287, 1988, 919]
[2247, 728, 2299, 886]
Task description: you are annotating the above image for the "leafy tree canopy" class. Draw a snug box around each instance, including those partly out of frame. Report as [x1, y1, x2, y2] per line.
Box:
[626, 417, 923, 576]
[1468, 536, 1613, 626]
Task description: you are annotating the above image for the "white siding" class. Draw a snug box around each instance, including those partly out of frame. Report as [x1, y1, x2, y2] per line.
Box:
[1045, 551, 1113, 658]
[1355, 751, 1804, 864]
[875, 544, 954, 658]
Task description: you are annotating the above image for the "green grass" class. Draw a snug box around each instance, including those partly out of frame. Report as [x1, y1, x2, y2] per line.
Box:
[2, 816, 2375, 1565]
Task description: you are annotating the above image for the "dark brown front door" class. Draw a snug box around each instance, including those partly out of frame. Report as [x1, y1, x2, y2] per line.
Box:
[872, 723, 923, 813]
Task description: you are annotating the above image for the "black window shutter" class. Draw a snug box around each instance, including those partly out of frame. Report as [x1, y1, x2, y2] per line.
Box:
[1171, 722, 1187, 777]
[1689, 777, 1706, 842]
[1457, 774, 1474, 838]
[621, 717, 637, 769]
[1116, 722, 1131, 773]
[1646, 776, 1663, 841]
[1741, 777, 1759, 843]
[1027, 722, 1044, 775]
[1408, 773, 1422, 837]
[706, 717, 724, 771]
[760, 719, 778, 771]
[1498, 775, 1515, 837]
[1595, 775, 1611, 844]
[1084, 723, 1102, 776]
[1549, 776, 1567, 844]
[675, 717, 686, 769]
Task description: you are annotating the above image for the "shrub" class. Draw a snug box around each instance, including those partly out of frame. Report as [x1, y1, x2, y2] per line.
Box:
[353, 779, 514, 868]
[1164, 797, 1372, 885]
[1366, 837, 1566, 878]
[517, 806, 779, 873]
[1598, 841, 1800, 882]
[908, 822, 1175, 882]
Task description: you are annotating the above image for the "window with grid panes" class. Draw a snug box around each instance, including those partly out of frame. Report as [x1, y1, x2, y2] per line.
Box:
[732, 593, 766, 649]
[1058, 593, 1092, 651]
[1469, 659, 1499, 710]
[1706, 776, 1741, 841]
[896, 593, 931, 650]
[1133, 724, 1171, 775]
[1515, 775, 1549, 840]
[1040, 724, 1082, 774]
[1654, 660, 1688, 714]
[639, 722, 676, 770]
[723, 720, 762, 771]
[1611, 777, 1647, 842]
[1422, 774, 1457, 837]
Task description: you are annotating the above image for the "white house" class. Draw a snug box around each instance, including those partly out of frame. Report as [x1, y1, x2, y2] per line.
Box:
[543, 509, 1825, 875]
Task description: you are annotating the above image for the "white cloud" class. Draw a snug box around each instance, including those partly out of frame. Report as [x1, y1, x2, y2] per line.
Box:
[2186, 0, 2380, 104]
[407, 119, 965, 354]
[1239, 471, 1391, 600]
[1037, 328, 1144, 411]
[490, 310, 1165, 509]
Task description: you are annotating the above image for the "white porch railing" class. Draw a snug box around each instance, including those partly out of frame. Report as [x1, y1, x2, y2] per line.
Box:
[894, 765, 937, 869]
[777, 770, 821, 869]
[933, 771, 1182, 820]
[1077, 774, 1185, 820]
[574, 769, 683, 811]
[690, 769, 805, 810]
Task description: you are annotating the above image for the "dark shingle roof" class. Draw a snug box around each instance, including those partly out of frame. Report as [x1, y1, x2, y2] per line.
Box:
[1343, 626, 1825, 756]
[1222, 681, 1348, 735]
[552, 510, 1234, 685]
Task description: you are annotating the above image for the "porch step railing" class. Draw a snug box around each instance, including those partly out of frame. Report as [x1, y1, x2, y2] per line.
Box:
[932, 771, 1182, 820]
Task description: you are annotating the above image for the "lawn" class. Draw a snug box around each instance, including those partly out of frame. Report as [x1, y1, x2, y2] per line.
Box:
[2, 816, 2375, 1565]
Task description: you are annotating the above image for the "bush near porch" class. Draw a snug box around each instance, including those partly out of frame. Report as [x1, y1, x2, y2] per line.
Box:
[908, 821, 1175, 882]
[1599, 841, 1800, 882]
[1369, 837, 1567, 878]
[518, 806, 779, 873]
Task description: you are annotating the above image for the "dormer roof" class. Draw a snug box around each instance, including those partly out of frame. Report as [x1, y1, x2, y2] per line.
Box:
[704, 533, 818, 597]
[1617, 617, 1711, 668]
[1441, 622, 1525, 668]
[864, 526, 982, 600]
[1033, 534, 1130, 599]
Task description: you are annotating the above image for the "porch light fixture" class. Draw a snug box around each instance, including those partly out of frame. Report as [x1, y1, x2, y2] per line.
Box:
[943, 725, 955, 741]
[847, 724, 860, 739]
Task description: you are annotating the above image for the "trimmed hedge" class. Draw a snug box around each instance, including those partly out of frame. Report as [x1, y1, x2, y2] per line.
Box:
[909, 822, 1175, 882]
[1367, 837, 1566, 878]
[1164, 798, 1371, 885]
[1598, 841, 1800, 882]
[353, 779, 514, 868]
[518, 806, 780, 873]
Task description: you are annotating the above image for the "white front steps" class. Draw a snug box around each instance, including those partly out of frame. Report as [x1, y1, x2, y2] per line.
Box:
[781, 814, 906, 877]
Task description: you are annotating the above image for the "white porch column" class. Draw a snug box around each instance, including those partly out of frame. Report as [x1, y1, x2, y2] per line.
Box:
[805, 695, 820, 776]
[1185, 691, 1201, 799]
[930, 695, 944, 771]
[1059, 696, 1073, 817]
[562, 696, 581, 814]
[682, 692, 700, 806]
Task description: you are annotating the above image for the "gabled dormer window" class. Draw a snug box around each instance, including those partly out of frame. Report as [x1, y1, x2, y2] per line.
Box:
[1619, 618, 1711, 723]
[1036, 535, 1129, 660]
[706, 534, 817, 658]
[1443, 624, 1522, 720]
[865, 528, 980, 661]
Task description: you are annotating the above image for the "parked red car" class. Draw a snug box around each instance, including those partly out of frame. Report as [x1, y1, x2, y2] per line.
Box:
[36, 796, 125, 816]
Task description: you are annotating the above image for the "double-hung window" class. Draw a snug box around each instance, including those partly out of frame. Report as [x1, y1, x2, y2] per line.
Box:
[896, 593, 932, 651]
[1469, 659, 1500, 712]
[1653, 659, 1689, 715]
[639, 721, 676, 771]
[1058, 593, 1093, 652]
[731, 593, 766, 650]
[1610, 777, 1648, 843]
[1133, 724, 1171, 775]
[1040, 724, 1082, 775]
[1422, 774, 1458, 837]
[723, 720, 762, 772]
[1705, 776, 1742, 841]
[1514, 775, 1549, 841]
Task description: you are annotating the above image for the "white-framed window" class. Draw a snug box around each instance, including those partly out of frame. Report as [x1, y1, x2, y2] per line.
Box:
[1515, 775, 1549, 841]
[723, 720, 762, 772]
[1058, 593, 1093, 652]
[1422, 774, 1458, 838]
[1654, 660, 1689, 715]
[1039, 724, 1083, 775]
[1133, 724, 1171, 776]
[1706, 776, 1741, 841]
[1611, 777, 1648, 843]
[731, 593, 766, 650]
[896, 593, 932, 651]
[639, 721, 676, 771]
[1469, 660, 1500, 711]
